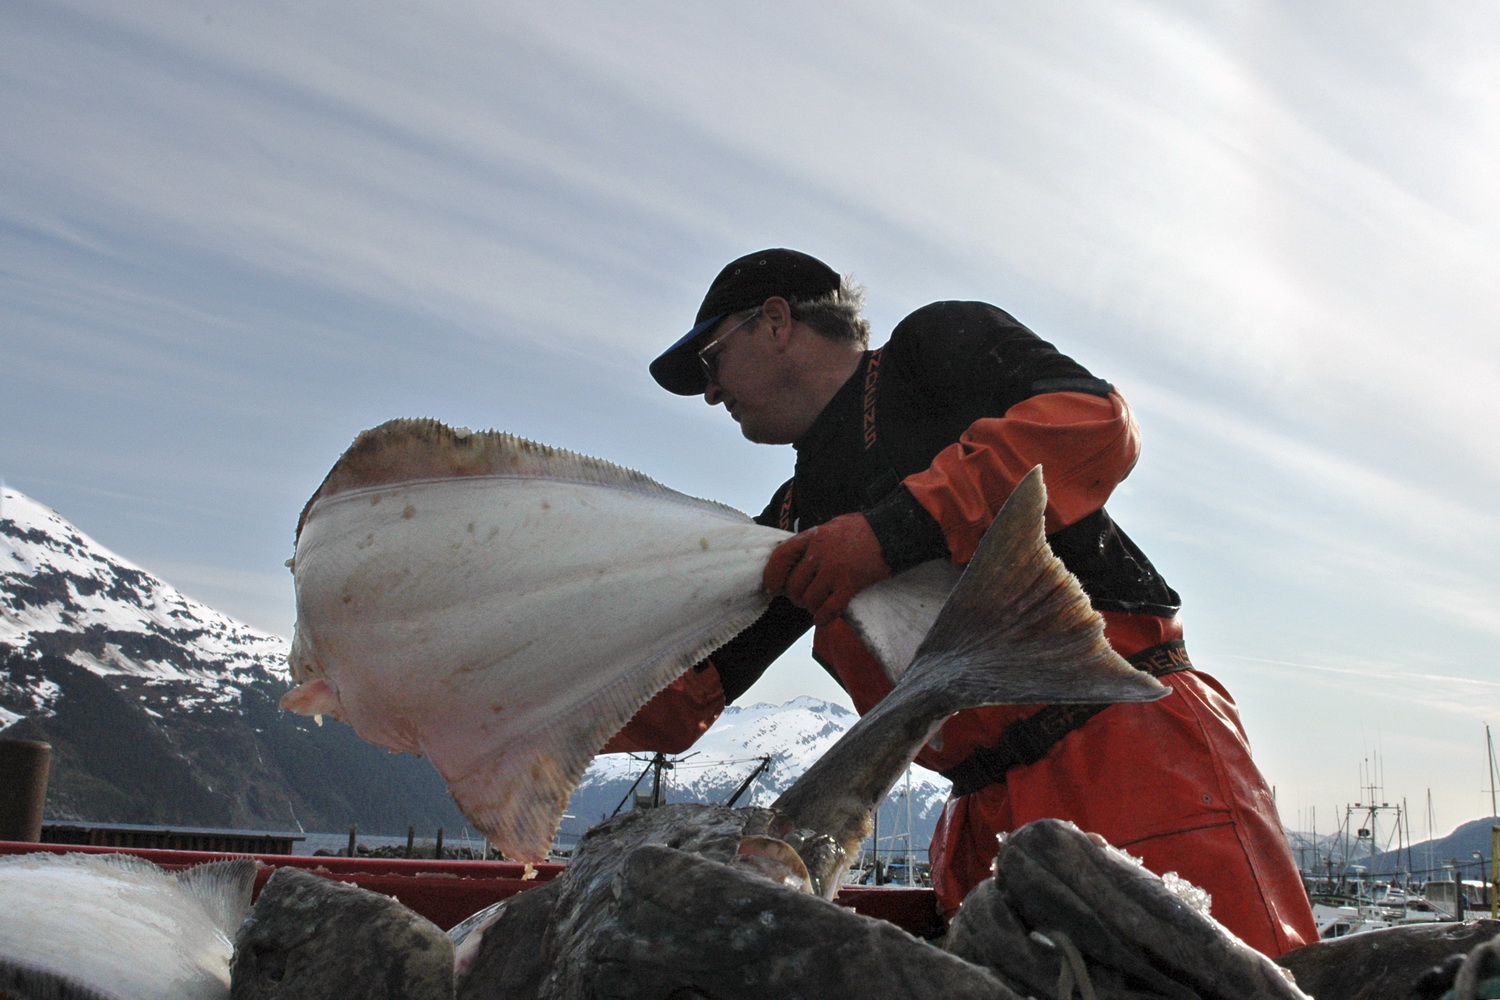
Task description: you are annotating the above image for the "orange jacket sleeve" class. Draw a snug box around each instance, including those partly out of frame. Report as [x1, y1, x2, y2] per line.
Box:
[902, 391, 1140, 563]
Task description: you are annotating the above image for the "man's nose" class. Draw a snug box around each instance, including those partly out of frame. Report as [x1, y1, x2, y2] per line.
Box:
[704, 382, 723, 405]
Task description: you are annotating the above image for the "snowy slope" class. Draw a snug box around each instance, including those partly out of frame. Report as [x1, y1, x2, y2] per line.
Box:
[0, 487, 287, 722]
[566, 696, 953, 853]
[0, 486, 471, 833]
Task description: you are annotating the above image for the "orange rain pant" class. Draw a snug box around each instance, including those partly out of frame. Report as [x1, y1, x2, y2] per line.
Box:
[816, 620, 1319, 958]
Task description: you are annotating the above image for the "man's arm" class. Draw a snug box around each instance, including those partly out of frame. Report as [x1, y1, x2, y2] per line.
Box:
[767, 390, 1141, 623]
[885, 390, 1140, 564]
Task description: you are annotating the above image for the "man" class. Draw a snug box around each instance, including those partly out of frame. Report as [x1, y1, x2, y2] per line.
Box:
[612, 248, 1317, 956]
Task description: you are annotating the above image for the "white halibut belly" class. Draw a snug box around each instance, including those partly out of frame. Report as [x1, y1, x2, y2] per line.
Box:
[289, 472, 784, 859]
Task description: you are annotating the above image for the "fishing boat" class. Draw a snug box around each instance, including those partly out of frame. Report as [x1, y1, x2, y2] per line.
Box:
[1311, 886, 1445, 939]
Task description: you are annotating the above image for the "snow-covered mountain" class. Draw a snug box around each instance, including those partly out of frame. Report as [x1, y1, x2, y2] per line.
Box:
[0, 488, 287, 727]
[563, 697, 952, 858]
[0, 486, 470, 834]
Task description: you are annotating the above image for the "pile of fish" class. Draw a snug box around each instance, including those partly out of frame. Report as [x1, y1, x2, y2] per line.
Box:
[4, 419, 1498, 999]
[3, 843, 1498, 999]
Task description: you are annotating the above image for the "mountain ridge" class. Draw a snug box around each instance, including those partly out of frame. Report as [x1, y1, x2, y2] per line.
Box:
[2, 486, 473, 834]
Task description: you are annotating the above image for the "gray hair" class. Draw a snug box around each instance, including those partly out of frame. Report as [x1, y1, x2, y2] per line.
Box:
[788, 277, 869, 348]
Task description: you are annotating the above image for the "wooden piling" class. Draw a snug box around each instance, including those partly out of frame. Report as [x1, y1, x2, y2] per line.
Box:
[0, 739, 50, 842]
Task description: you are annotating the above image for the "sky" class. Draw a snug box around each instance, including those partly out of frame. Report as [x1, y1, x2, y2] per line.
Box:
[4, 0, 1498, 844]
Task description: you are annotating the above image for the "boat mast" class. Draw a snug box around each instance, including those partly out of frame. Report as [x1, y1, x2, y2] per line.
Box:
[1403, 797, 1413, 884]
[1488, 724, 1499, 920]
[904, 766, 914, 887]
[1487, 723, 1497, 820]
[1350, 752, 1404, 887]
[1426, 789, 1437, 881]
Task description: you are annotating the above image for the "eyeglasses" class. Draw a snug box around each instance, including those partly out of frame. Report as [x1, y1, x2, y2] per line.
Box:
[696, 309, 760, 385]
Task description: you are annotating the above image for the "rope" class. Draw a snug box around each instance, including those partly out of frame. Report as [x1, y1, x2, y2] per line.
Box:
[1029, 929, 1097, 1000]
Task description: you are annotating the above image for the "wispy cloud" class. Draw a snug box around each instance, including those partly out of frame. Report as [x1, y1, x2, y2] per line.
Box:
[4, 0, 1497, 826]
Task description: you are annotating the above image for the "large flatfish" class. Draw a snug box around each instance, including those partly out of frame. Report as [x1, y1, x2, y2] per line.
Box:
[283, 419, 1164, 863]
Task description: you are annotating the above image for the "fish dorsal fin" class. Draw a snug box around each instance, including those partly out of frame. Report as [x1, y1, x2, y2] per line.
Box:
[70, 851, 164, 877]
[13, 853, 256, 938]
[172, 858, 259, 939]
[297, 418, 740, 538]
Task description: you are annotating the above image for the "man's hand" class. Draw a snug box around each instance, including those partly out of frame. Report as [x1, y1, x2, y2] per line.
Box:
[763, 513, 891, 627]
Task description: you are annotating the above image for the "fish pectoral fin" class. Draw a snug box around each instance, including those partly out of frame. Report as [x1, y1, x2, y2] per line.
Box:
[280, 678, 344, 718]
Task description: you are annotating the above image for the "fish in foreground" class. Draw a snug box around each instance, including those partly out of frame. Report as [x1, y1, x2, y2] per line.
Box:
[945, 819, 1310, 1000]
[1275, 919, 1500, 1000]
[457, 842, 1020, 1000]
[231, 866, 454, 1000]
[0, 851, 257, 1000]
[449, 464, 1166, 998]
[283, 419, 1165, 863]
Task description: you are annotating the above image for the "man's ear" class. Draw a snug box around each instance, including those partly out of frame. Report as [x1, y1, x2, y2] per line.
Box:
[760, 296, 793, 348]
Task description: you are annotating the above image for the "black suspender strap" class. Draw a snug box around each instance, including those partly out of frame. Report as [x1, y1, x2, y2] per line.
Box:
[940, 639, 1194, 798]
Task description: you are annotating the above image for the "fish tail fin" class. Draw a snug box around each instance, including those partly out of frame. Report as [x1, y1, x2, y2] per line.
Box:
[769, 468, 1165, 887]
[905, 466, 1167, 708]
[174, 858, 260, 938]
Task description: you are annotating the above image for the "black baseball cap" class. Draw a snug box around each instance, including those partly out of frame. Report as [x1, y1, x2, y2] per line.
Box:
[649, 248, 841, 395]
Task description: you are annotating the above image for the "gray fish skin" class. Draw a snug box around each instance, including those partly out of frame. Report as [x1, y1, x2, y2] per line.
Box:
[231, 867, 453, 1000]
[506, 803, 782, 998]
[1275, 919, 1500, 1000]
[452, 804, 750, 998]
[773, 466, 1167, 896]
[947, 819, 1309, 1000]
[541, 844, 1020, 1000]
[453, 882, 563, 1000]
[943, 877, 1088, 999]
